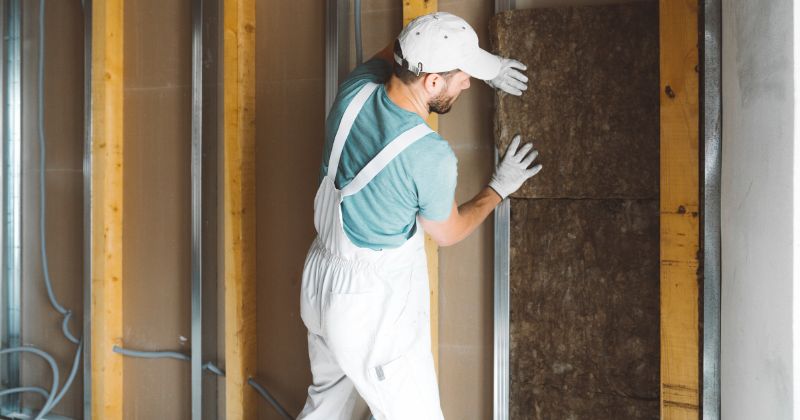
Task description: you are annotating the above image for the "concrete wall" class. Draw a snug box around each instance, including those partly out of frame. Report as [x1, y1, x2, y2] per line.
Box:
[721, 0, 796, 418]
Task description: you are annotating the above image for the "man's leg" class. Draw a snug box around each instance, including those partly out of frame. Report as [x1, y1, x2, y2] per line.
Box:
[366, 262, 444, 420]
[324, 263, 445, 420]
[297, 332, 360, 420]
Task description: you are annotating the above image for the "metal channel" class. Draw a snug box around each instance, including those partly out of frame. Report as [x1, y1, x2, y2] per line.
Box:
[702, 0, 722, 417]
[325, 0, 350, 116]
[1, 0, 21, 413]
[492, 2, 513, 419]
[191, 0, 205, 417]
[494, 0, 515, 15]
[82, 0, 93, 417]
[493, 195, 511, 420]
[200, 0, 220, 417]
[325, 0, 336, 115]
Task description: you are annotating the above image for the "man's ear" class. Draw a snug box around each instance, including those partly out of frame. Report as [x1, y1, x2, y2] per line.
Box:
[422, 73, 446, 96]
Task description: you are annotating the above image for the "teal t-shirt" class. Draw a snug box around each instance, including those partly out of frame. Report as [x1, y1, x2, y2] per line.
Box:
[320, 58, 458, 250]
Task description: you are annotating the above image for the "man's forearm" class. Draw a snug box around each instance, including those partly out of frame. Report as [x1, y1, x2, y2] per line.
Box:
[422, 186, 501, 247]
[451, 187, 502, 243]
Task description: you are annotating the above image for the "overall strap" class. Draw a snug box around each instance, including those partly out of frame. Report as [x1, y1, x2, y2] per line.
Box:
[327, 82, 379, 180]
[341, 123, 433, 197]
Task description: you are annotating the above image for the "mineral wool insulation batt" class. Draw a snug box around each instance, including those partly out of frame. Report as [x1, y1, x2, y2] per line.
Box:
[490, 3, 660, 419]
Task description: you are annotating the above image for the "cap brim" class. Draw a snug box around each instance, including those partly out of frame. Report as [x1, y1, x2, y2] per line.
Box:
[458, 48, 502, 80]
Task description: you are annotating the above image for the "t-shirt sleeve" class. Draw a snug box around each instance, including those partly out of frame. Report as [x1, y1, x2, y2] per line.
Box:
[339, 58, 392, 93]
[414, 136, 458, 222]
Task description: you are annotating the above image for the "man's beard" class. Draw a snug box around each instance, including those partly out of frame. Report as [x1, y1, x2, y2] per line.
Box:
[428, 91, 457, 114]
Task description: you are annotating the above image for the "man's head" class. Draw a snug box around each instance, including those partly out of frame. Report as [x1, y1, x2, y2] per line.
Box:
[392, 12, 502, 114]
[392, 41, 471, 114]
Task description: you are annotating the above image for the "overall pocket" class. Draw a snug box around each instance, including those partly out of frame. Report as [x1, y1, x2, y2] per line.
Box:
[322, 264, 390, 356]
[369, 352, 429, 419]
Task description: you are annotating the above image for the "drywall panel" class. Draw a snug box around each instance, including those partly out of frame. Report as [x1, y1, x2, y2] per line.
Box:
[721, 0, 795, 418]
[492, 4, 659, 418]
[436, 2, 497, 419]
[255, 1, 327, 419]
[20, 1, 85, 417]
[346, 1, 403, 71]
[123, 0, 193, 418]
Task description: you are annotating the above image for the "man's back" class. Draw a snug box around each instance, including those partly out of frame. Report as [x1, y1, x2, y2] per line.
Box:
[321, 59, 457, 250]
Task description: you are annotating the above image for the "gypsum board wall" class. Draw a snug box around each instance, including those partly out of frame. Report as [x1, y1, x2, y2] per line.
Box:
[490, 3, 659, 419]
[122, 0, 195, 417]
[19, 0, 85, 417]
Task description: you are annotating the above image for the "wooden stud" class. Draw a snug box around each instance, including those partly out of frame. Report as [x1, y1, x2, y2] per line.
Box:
[91, 0, 124, 417]
[403, 0, 438, 26]
[660, 0, 700, 418]
[223, 0, 257, 418]
[403, 0, 440, 373]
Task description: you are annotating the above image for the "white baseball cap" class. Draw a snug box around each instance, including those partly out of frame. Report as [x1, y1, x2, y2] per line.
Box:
[394, 12, 502, 81]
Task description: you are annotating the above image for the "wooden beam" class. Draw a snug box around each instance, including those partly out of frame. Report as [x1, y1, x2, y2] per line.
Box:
[91, 0, 124, 417]
[660, 0, 700, 418]
[403, 0, 440, 373]
[223, 0, 257, 418]
[403, 0, 437, 26]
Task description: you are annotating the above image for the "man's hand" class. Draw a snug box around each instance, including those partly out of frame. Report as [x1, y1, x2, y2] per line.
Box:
[485, 57, 528, 96]
[488, 135, 542, 199]
[420, 135, 541, 247]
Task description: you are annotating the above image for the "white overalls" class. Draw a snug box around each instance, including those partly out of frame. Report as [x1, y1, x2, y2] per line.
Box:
[298, 82, 445, 420]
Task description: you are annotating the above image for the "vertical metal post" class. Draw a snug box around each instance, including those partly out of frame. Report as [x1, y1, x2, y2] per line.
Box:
[491, 3, 515, 420]
[82, 0, 94, 418]
[493, 3, 513, 419]
[702, 0, 722, 417]
[1, 0, 22, 413]
[325, 0, 337, 115]
[191, 0, 204, 417]
[492, 190, 510, 420]
[200, 0, 220, 418]
[325, 0, 349, 116]
[494, 0, 515, 15]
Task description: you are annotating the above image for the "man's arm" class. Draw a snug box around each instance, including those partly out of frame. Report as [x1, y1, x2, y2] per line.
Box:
[420, 135, 542, 247]
[420, 188, 501, 247]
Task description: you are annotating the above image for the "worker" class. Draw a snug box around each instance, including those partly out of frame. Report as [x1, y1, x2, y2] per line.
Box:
[298, 12, 540, 420]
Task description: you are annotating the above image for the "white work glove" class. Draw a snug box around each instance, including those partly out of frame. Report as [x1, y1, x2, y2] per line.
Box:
[485, 58, 528, 96]
[489, 135, 542, 199]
